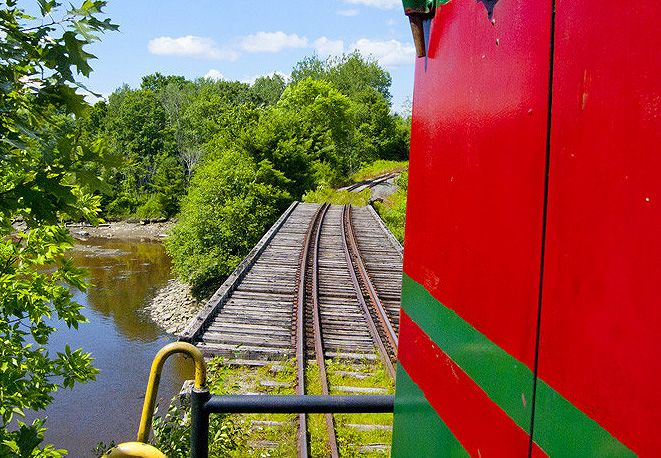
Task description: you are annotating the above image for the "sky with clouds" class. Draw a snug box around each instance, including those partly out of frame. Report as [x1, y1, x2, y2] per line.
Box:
[83, 0, 416, 111]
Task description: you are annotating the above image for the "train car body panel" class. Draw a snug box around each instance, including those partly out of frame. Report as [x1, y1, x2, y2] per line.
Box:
[393, 0, 660, 456]
[533, 0, 661, 455]
[393, 0, 552, 455]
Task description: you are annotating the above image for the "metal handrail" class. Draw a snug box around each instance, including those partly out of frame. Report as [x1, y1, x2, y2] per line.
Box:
[107, 343, 394, 458]
[190, 392, 395, 458]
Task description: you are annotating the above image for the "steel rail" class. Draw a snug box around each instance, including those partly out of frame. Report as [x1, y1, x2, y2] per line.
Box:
[308, 204, 340, 458]
[345, 205, 398, 353]
[345, 172, 397, 192]
[294, 204, 325, 458]
[340, 205, 397, 379]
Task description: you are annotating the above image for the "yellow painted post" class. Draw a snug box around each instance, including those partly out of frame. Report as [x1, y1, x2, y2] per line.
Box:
[137, 342, 207, 442]
[103, 342, 207, 457]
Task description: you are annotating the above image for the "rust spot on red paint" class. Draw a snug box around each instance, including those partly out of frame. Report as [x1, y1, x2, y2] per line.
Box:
[581, 70, 592, 111]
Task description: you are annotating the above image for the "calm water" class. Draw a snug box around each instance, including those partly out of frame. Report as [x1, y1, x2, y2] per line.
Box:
[31, 238, 192, 456]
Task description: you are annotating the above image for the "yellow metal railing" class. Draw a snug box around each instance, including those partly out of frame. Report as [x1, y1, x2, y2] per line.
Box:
[104, 342, 206, 458]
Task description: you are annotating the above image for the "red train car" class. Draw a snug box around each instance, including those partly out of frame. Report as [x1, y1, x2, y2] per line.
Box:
[392, 0, 660, 456]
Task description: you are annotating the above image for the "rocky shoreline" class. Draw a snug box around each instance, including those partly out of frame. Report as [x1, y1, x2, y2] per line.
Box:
[68, 220, 173, 241]
[144, 279, 205, 336]
[66, 220, 206, 336]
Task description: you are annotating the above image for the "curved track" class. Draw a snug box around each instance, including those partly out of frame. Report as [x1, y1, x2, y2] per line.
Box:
[294, 204, 399, 456]
[343, 173, 398, 192]
[181, 202, 403, 456]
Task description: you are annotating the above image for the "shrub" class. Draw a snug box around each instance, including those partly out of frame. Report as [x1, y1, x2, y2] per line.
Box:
[166, 149, 291, 293]
[151, 398, 246, 457]
[136, 194, 167, 219]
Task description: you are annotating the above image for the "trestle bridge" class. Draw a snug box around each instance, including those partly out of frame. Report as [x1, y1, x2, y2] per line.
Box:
[181, 200, 403, 456]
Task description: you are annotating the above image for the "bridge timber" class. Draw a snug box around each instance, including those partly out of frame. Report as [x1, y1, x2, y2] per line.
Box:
[179, 201, 403, 455]
[180, 201, 403, 365]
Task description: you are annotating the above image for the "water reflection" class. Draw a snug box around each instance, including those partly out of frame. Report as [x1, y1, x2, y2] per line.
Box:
[73, 239, 171, 342]
[32, 238, 191, 457]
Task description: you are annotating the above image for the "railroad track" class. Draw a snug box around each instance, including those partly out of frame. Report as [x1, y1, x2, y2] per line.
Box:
[341, 173, 398, 193]
[181, 201, 403, 456]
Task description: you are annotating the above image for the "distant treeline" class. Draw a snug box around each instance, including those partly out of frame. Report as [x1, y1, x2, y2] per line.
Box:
[78, 53, 410, 292]
[80, 52, 410, 220]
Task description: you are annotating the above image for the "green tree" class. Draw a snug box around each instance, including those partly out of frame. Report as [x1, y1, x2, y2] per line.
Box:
[0, 0, 117, 455]
[140, 72, 187, 92]
[182, 79, 258, 147]
[166, 148, 291, 293]
[291, 52, 392, 102]
[101, 87, 175, 215]
[251, 73, 286, 105]
[158, 80, 195, 180]
[290, 53, 408, 164]
[151, 156, 185, 216]
[245, 78, 355, 197]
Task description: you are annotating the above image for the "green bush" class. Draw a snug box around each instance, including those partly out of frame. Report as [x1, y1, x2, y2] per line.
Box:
[151, 398, 246, 457]
[136, 194, 167, 219]
[166, 149, 291, 293]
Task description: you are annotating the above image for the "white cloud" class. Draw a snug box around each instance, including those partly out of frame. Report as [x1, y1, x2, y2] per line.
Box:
[203, 69, 224, 80]
[313, 37, 344, 57]
[148, 35, 239, 60]
[343, 0, 400, 10]
[350, 38, 416, 66]
[337, 8, 360, 16]
[239, 32, 308, 53]
[241, 71, 290, 85]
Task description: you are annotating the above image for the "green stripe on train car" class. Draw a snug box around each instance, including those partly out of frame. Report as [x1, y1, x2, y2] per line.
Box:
[392, 366, 469, 457]
[400, 274, 635, 456]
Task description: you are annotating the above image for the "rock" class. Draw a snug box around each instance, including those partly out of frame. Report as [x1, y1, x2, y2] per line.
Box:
[144, 279, 205, 336]
[77, 230, 90, 236]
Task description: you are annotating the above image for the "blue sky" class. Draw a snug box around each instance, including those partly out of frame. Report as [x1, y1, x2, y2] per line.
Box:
[82, 0, 416, 112]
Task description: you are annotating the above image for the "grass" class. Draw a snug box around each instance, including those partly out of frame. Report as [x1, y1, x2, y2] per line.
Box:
[203, 355, 394, 457]
[302, 187, 371, 206]
[373, 172, 408, 243]
[351, 160, 408, 183]
[206, 358, 299, 457]
[328, 360, 394, 457]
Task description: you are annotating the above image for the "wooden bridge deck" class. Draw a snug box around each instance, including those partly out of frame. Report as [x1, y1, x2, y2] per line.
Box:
[180, 201, 403, 364]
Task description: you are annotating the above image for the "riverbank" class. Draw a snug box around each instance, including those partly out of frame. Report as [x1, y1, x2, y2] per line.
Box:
[68, 220, 204, 336]
[68, 220, 173, 241]
[143, 279, 204, 335]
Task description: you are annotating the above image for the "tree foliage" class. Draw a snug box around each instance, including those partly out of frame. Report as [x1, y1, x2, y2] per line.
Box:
[154, 55, 410, 290]
[245, 79, 355, 197]
[0, 0, 116, 455]
[166, 148, 291, 292]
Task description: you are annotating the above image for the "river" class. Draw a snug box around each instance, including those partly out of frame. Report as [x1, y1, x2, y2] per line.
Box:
[34, 238, 191, 456]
